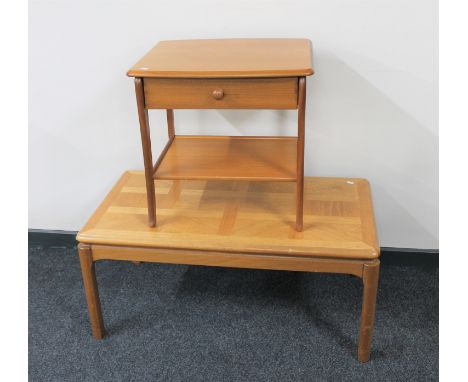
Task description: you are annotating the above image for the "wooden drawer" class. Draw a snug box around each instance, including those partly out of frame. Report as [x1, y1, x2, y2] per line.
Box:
[143, 78, 298, 109]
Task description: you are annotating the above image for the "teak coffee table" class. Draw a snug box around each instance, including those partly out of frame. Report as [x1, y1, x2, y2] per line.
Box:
[76, 171, 380, 362]
[127, 39, 314, 231]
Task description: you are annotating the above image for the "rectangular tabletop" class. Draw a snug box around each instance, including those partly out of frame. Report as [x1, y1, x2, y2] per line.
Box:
[154, 136, 297, 181]
[127, 39, 314, 78]
[77, 171, 379, 260]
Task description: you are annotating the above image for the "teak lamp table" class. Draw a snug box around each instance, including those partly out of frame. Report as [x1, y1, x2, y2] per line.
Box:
[77, 172, 380, 363]
[127, 39, 314, 232]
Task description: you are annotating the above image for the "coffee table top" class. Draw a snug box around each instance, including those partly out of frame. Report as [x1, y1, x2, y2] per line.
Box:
[77, 171, 379, 259]
[127, 39, 313, 78]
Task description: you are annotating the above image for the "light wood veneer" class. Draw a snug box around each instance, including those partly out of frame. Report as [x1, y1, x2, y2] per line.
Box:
[77, 171, 379, 260]
[127, 39, 313, 78]
[153, 136, 297, 181]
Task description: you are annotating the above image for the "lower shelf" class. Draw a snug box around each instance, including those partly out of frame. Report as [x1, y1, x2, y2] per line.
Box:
[153, 136, 297, 181]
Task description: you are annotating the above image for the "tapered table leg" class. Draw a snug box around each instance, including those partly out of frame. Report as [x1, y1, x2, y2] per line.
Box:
[296, 77, 306, 231]
[358, 261, 380, 362]
[135, 77, 156, 227]
[78, 243, 105, 339]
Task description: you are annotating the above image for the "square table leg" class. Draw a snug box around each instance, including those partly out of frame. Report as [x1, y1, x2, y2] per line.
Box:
[358, 260, 380, 362]
[78, 243, 105, 339]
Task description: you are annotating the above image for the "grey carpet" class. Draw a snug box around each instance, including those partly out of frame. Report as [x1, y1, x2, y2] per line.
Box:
[29, 243, 438, 381]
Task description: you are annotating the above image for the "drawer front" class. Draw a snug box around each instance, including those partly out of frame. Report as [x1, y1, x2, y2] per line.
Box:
[143, 78, 298, 109]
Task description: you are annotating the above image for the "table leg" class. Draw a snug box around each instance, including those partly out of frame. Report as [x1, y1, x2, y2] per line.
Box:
[78, 243, 105, 339]
[135, 77, 156, 227]
[167, 109, 175, 139]
[358, 260, 380, 362]
[296, 77, 306, 231]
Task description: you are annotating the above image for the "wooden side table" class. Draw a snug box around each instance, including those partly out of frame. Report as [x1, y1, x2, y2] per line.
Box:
[77, 171, 380, 362]
[127, 39, 314, 231]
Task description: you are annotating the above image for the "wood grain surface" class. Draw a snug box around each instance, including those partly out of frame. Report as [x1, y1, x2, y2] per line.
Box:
[153, 136, 297, 181]
[143, 77, 298, 109]
[127, 39, 313, 78]
[77, 171, 379, 259]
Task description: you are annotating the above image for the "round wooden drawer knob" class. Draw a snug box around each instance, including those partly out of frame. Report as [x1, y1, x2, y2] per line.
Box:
[212, 89, 224, 100]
